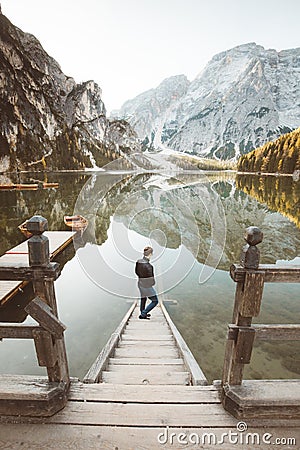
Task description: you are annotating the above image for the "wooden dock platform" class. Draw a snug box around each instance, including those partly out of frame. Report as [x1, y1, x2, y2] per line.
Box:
[1, 297, 299, 449]
[0, 231, 76, 308]
[0, 381, 244, 449]
[0, 303, 299, 448]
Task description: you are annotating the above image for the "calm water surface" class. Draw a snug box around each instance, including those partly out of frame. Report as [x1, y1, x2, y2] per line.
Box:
[0, 171, 299, 382]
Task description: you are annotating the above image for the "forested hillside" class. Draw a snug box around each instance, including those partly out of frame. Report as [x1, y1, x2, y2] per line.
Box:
[238, 127, 300, 174]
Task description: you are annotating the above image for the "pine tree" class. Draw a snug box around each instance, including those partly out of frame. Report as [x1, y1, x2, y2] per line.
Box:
[237, 127, 300, 174]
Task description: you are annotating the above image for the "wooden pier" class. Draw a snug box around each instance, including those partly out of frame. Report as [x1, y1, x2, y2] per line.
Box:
[0, 219, 299, 449]
[83, 300, 207, 386]
[0, 230, 75, 309]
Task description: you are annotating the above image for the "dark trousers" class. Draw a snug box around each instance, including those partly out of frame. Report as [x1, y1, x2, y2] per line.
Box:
[140, 295, 158, 316]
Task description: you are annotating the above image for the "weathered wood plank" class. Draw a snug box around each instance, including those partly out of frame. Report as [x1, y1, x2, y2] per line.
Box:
[32, 329, 58, 367]
[0, 263, 60, 281]
[118, 340, 177, 348]
[101, 371, 190, 385]
[226, 379, 300, 406]
[43, 231, 76, 257]
[231, 281, 244, 323]
[239, 271, 264, 317]
[114, 347, 179, 358]
[254, 324, 300, 340]
[25, 296, 66, 338]
[123, 328, 172, 335]
[68, 382, 221, 403]
[39, 401, 238, 427]
[222, 337, 235, 386]
[223, 379, 300, 419]
[121, 334, 173, 341]
[110, 358, 184, 365]
[0, 375, 68, 417]
[107, 364, 186, 373]
[0, 375, 59, 399]
[229, 362, 244, 386]
[129, 322, 167, 327]
[228, 324, 300, 341]
[83, 301, 137, 383]
[0, 325, 40, 339]
[124, 329, 170, 334]
[1, 424, 299, 450]
[230, 263, 300, 283]
[0, 280, 20, 298]
[125, 324, 170, 330]
[234, 328, 255, 364]
[161, 302, 208, 386]
[222, 276, 255, 385]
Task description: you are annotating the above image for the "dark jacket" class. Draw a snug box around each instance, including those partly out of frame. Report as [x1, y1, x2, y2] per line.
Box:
[135, 257, 155, 288]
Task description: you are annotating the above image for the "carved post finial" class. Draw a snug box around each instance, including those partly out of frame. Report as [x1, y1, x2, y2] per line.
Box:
[27, 215, 49, 267]
[240, 226, 263, 269]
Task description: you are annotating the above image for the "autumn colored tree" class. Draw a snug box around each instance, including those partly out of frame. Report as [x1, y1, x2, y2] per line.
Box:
[237, 127, 300, 174]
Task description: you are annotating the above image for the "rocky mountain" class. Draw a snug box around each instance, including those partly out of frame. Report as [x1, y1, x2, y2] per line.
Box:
[112, 75, 190, 148]
[0, 11, 141, 172]
[113, 43, 300, 159]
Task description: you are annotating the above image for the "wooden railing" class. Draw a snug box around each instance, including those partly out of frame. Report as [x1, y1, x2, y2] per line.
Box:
[0, 216, 70, 415]
[222, 226, 300, 387]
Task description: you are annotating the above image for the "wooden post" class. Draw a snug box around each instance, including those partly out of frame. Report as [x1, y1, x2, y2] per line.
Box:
[27, 216, 70, 387]
[240, 226, 263, 270]
[222, 226, 264, 386]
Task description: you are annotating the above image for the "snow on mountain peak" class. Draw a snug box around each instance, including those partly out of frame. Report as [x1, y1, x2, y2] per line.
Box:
[114, 43, 300, 159]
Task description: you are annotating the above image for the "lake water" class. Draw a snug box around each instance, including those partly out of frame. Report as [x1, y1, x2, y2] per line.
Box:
[0, 170, 299, 382]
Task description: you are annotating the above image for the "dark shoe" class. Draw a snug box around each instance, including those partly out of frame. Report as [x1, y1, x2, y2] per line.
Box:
[139, 314, 150, 320]
[147, 313, 151, 317]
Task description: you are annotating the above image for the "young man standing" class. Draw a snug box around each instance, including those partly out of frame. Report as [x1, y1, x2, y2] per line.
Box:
[135, 246, 159, 319]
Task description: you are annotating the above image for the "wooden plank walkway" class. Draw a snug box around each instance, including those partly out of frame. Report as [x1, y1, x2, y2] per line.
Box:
[102, 303, 190, 385]
[84, 301, 207, 386]
[0, 231, 76, 307]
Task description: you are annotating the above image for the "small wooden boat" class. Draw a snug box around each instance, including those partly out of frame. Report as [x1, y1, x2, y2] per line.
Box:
[64, 215, 88, 232]
[16, 183, 39, 190]
[0, 184, 16, 190]
[42, 182, 59, 189]
[0, 182, 58, 190]
[18, 220, 33, 238]
[0, 183, 38, 190]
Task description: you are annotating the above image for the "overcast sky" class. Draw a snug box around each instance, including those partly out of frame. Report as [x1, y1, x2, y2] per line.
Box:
[1, 0, 300, 113]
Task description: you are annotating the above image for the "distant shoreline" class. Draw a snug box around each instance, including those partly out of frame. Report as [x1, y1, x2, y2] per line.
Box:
[1, 169, 299, 179]
[237, 171, 299, 178]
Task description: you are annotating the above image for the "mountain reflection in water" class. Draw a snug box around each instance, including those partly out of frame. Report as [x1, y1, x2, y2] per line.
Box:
[0, 170, 299, 382]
